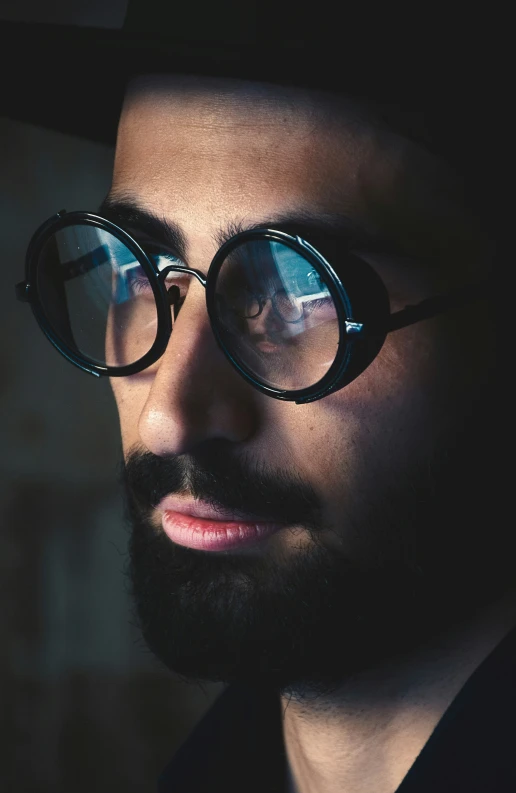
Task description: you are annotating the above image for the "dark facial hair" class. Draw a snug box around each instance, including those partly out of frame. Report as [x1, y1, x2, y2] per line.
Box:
[122, 396, 507, 704]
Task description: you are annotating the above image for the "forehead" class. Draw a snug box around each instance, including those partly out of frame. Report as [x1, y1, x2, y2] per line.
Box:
[112, 74, 487, 275]
[114, 74, 377, 207]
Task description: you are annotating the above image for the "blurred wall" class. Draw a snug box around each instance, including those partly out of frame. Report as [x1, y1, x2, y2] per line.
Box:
[0, 117, 223, 792]
[0, 0, 128, 27]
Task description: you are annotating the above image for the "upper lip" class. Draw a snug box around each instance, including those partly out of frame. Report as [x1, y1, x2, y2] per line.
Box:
[156, 496, 271, 523]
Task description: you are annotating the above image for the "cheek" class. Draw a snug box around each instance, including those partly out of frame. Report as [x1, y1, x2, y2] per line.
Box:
[294, 321, 456, 494]
[110, 377, 150, 452]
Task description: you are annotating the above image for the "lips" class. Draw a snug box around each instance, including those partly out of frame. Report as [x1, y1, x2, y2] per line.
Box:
[156, 496, 285, 551]
[156, 495, 266, 523]
[255, 340, 280, 353]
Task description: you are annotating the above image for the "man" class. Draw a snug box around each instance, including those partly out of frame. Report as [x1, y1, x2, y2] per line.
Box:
[6, 3, 509, 791]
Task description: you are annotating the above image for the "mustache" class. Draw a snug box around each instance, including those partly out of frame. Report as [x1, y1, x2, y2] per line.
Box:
[121, 441, 321, 527]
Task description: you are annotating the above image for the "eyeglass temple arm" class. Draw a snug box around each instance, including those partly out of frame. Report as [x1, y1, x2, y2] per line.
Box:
[383, 280, 492, 335]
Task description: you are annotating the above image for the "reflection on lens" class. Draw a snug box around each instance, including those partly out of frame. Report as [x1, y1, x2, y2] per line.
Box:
[215, 238, 340, 391]
[36, 223, 159, 368]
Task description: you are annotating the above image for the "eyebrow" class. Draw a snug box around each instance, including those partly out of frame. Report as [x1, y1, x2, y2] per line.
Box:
[98, 195, 189, 260]
[97, 194, 406, 265]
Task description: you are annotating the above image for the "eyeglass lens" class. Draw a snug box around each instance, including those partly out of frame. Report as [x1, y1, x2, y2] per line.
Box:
[215, 239, 339, 390]
[35, 223, 340, 390]
[37, 224, 161, 368]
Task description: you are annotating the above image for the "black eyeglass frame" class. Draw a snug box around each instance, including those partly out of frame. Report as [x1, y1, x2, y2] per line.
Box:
[16, 210, 490, 405]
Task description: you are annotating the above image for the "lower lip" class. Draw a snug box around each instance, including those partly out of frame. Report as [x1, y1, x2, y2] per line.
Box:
[256, 341, 278, 352]
[161, 510, 284, 551]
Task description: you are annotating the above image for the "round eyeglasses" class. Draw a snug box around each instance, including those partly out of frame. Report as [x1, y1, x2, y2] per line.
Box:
[15, 210, 487, 404]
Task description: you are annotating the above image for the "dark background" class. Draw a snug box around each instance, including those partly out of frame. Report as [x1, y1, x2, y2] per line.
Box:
[1, 3, 223, 792]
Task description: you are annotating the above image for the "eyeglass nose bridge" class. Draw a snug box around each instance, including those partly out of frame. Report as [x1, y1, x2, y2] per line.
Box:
[157, 263, 207, 320]
[157, 263, 207, 289]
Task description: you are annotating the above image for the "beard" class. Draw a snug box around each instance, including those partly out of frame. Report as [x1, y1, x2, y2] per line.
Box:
[121, 387, 506, 703]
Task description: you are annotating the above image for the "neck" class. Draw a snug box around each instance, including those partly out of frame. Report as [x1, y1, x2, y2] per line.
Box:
[282, 588, 516, 793]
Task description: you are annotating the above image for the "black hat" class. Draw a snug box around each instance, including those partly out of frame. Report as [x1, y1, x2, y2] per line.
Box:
[0, 0, 507, 229]
[0, 3, 501, 138]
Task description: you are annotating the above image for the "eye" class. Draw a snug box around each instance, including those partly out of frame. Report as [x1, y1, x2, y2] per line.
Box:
[115, 261, 153, 299]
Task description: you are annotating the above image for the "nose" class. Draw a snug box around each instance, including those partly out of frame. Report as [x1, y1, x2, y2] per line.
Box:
[138, 278, 259, 456]
[250, 295, 285, 337]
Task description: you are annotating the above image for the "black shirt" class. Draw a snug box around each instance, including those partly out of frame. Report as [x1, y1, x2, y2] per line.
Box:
[157, 625, 516, 792]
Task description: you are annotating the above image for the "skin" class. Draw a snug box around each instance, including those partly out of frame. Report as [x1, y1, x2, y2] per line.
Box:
[106, 75, 508, 792]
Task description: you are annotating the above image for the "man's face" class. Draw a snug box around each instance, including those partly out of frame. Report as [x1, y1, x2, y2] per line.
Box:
[108, 75, 499, 697]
